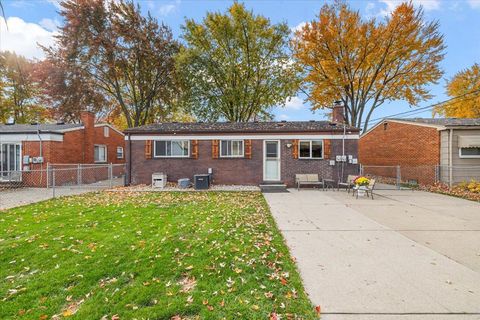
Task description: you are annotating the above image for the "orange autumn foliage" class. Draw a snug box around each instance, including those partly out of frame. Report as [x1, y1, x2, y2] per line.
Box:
[434, 63, 480, 118]
[293, 1, 445, 131]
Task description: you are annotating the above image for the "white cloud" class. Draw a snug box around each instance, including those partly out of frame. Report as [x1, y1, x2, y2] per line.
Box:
[291, 21, 306, 33]
[39, 18, 60, 31]
[158, 0, 181, 16]
[45, 0, 62, 10]
[376, 0, 441, 16]
[468, 0, 480, 8]
[284, 96, 304, 110]
[0, 17, 57, 60]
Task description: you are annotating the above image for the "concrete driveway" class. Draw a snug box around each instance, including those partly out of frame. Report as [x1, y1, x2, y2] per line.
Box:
[263, 189, 480, 319]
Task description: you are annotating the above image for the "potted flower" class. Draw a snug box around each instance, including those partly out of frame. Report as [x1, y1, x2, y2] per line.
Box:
[354, 176, 370, 196]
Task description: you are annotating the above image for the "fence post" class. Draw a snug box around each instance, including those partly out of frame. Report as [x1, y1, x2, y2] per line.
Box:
[396, 165, 401, 190]
[46, 163, 50, 188]
[77, 164, 81, 186]
[109, 163, 113, 188]
[52, 168, 56, 198]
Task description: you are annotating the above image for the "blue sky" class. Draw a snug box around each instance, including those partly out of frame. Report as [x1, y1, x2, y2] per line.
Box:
[1, 0, 480, 126]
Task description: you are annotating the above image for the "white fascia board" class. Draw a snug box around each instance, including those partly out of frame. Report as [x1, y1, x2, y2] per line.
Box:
[57, 126, 85, 133]
[126, 134, 359, 141]
[94, 123, 125, 136]
[0, 133, 64, 142]
[387, 119, 445, 130]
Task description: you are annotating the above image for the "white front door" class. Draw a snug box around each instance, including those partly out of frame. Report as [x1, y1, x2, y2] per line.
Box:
[263, 140, 280, 181]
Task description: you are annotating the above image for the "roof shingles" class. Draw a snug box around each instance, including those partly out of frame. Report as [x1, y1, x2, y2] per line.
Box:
[0, 123, 82, 134]
[390, 118, 480, 127]
[125, 121, 359, 134]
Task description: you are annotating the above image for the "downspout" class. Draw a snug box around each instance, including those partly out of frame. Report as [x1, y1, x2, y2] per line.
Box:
[127, 133, 132, 186]
[341, 122, 346, 181]
[448, 128, 453, 188]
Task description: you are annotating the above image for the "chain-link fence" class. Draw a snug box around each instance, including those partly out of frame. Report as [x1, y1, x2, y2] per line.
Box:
[360, 164, 480, 189]
[0, 163, 125, 197]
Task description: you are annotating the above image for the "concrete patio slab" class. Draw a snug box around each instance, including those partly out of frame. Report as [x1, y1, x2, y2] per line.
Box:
[264, 189, 480, 319]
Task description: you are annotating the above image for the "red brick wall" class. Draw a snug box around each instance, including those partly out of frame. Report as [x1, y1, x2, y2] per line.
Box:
[92, 126, 125, 164]
[19, 119, 125, 187]
[128, 138, 359, 187]
[359, 121, 440, 184]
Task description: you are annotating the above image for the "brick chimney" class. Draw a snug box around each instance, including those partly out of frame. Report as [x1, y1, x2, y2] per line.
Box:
[80, 111, 95, 163]
[332, 101, 345, 124]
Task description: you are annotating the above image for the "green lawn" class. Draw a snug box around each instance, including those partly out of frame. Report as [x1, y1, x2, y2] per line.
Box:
[0, 191, 317, 319]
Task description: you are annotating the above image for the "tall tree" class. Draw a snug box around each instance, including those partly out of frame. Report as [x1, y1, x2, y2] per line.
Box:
[434, 63, 480, 118]
[44, 0, 181, 128]
[33, 57, 107, 123]
[0, 51, 46, 123]
[293, 2, 445, 131]
[177, 3, 300, 122]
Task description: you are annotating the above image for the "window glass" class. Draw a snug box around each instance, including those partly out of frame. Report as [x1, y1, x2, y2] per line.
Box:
[220, 140, 243, 157]
[299, 140, 323, 159]
[94, 145, 107, 162]
[116, 147, 124, 159]
[266, 142, 278, 158]
[460, 147, 480, 157]
[154, 140, 189, 157]
[311, 141, 323, 158]
[299, 141, 310, 158]
[221, 140, 230, 156]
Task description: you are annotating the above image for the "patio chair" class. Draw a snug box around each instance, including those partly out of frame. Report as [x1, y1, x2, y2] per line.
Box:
[352, 178, 376, 199]
[295, 174, 324, 191]
[337, 175, 356, 193]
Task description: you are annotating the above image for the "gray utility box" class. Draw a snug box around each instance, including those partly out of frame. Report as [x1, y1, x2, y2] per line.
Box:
[178, 178, 191, 189]
[194, 174, 210, 190]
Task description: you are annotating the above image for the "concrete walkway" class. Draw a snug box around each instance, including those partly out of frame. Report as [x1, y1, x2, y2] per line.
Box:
[263, 189, 480, 319]
[0, 187, 98, 210]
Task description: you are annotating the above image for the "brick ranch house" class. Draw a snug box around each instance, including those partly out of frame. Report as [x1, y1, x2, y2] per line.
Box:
[124, 110, 360, 188]
[0, 111, 125, 186]
[359, 118, 480, 185]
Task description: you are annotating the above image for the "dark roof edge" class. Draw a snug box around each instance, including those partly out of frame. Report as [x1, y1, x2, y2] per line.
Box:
[0, 131, 65, 135]
[125, 129, 360, 134]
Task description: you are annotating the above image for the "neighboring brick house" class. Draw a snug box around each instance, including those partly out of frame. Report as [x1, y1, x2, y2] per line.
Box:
[359, 118, 480, 185]
[125, 111, 360, 188]
[0, 111, 125, 186]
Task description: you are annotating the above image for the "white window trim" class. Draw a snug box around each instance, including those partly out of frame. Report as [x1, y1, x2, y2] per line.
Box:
[219, 139, 244, 158]
[153, 140, 190, 158]
[116, 146, 124, 159]
[459, 147, 480, 159]
[94, 144, 107, 163]
[298, 140, 324, 159]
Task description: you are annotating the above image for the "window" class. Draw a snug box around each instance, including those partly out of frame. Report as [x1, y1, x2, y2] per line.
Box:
[94, 145, 107, 162]
[116, 147, 124, 159]
[220, 140, 244, 157]
[154, 140, 189, 157]
[104, 126, 109, 137]
[299, 140, 323, 159]
[459, 147, 480, 158]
